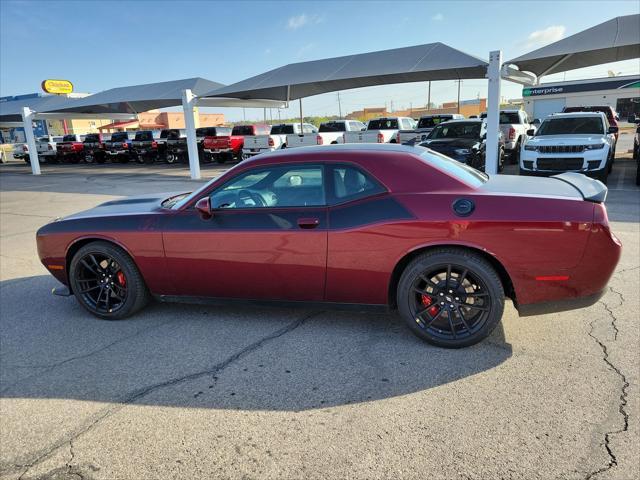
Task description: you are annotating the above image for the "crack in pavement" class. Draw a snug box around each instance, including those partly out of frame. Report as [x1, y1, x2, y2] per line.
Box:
[584, 293, 630, 479]
[12, 311, 322, 479]
[1, 318, 177, 395]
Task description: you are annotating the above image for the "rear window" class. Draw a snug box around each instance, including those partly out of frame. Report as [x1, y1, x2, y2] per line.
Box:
[368, 119, 398, 130]
[84, 134, 100, 143]
[134, 131, 153, 141]
[196, 127, 219, 136]
[160, 129, 172, 139]
[270, 124, 294, 135]
[563, 106, 614, 121]
[232, 125, 255, 136]
[537, 116, 604, 135]
[62, 135, 76, 142]
[479, 112, 522, 124]
[418, 148, 488, 186]
[319, 122, 346, 132]
[417, 116, 452, 129]
[111, 132, 129, 141]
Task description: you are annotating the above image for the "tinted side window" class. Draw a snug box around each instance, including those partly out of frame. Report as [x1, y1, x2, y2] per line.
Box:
[330, 165, 386, 204]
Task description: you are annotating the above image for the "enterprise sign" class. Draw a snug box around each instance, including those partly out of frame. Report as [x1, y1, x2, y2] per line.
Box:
[523, 78, 640, 97]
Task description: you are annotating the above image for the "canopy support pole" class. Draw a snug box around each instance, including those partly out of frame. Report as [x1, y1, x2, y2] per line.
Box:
[299, 99, 303, 132]
[182, 89, 200, 180]
[21, 107, 41, 175]
[485, 50, 502, 175]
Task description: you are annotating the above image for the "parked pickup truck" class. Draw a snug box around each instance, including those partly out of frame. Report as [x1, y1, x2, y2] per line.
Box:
[196, 127, 229, 163]
[131, 130, 162, 164]
[56, 134, 86, 163]
[83, 133, 108, 164]
[286, 120, 366, 148]
[242, 123, 318, 157]
[165, 129, 187, 164]
[36, 135, 64, 162]
[104, 131, 136, 163]
[480, 109, 533, 162]
[203, 124, 270, 163]
[344, 117, 415, 144]
[406, 114, 465, 144]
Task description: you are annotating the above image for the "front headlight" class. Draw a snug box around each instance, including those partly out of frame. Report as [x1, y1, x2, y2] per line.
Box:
[584, 143, 605, 150]
[524, 144, 537, 151]
[454, 148, 471, 155]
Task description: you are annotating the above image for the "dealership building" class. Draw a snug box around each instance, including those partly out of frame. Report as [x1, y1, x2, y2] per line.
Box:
[522, 74, 640, 121]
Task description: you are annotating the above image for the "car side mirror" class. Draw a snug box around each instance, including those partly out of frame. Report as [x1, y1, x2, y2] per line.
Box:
[608, 126, 619, 134]
[527, 129, 535, 136]
[195, 197, 212, 219]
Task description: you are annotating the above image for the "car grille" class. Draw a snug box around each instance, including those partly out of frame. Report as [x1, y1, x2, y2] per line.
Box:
[537, 158, 584, 171]
[537, 145, 586, 153]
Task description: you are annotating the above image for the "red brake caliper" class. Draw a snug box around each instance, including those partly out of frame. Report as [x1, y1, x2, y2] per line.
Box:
[421, 294, 439, 317]
[116, 271, 126, 287]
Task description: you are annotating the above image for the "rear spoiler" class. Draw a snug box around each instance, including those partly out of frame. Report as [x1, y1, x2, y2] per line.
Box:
[552, 172, 607, 203]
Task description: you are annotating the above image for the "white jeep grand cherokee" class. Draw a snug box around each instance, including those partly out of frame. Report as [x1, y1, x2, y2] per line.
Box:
[520, 112, 617, 184]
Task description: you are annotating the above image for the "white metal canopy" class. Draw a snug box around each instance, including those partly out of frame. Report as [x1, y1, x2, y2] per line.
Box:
[504, 14, 640, 83]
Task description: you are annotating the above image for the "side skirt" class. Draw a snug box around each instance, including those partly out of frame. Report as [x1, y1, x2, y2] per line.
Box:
[155, 295, 391, 314]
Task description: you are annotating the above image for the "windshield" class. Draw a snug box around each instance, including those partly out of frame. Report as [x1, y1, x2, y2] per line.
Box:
[270, 124, 294, 134]
[319, 122, 346, 132]
[62, 135, 76, 142]
[110, 132, 129, 141]
[134, 131, 153, 141]
[368, 119, 399, 130]
[537, 117, 604, 135]
[480, 112, 520, 124]
[84, 134, 100, 142]
[428, 122, 482, 140]
[418, 148, 487, 186]
[417, 116, 452, 129]
[232, 125, 254, 136]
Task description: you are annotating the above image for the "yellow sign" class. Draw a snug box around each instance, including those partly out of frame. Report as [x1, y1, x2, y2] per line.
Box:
[41, 79, 74, 95]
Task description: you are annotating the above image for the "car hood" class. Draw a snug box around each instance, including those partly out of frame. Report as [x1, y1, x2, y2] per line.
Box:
[63, 192, 189, 219]
[528, 134, 606, 145]
[421, 138, 481, 150]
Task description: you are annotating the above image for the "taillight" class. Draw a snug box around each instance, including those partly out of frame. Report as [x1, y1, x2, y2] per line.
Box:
[316, 135, 323, 145]
[122, 142, 128, 149]
[268, 137, 274, 147]
[377, 132, 384, 143]
[509, 127, 516, 140]
[151, 141, 158, 149]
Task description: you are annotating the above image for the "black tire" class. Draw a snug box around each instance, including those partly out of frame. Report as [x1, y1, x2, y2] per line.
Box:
[215, 154, 226, 164]
[166, 153, 176, 164]
[397, 248, 505, 348]
[510, 138, 522, 165]
[498, 147, 505, 172]
[69, 241, 150, 320]
[635, 159, 640, 186]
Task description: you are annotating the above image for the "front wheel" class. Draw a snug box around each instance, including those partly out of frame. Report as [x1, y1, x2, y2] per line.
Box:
[69, 241, 150, 320]
[397, 248, 505, 348]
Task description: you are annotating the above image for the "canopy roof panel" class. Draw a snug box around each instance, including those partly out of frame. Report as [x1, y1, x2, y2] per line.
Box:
[0, 95, 73, 122]
[506, 14, 640, 77]
[38, 77, 225, 115]
[202, 42, 489, 101]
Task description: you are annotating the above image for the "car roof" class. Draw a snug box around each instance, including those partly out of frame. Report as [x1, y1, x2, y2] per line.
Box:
[439, 119, 484, 124]
[548, 112, 605, 118]
[245, 143, 417, 164]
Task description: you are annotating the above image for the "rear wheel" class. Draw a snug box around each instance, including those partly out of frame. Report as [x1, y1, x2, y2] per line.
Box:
[69, 241, 149, 320]
[397, 248, 505, 348]
[510, 138, 522, 164]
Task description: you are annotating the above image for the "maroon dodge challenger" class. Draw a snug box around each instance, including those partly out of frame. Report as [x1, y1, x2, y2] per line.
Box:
[37, 144, 621, 348]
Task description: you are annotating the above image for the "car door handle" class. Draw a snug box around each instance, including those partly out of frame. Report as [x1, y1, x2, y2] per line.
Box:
[297, 217, 320, 229]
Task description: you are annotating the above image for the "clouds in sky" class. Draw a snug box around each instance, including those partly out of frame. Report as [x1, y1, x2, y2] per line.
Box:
[287, 13, 324, 30]
[524, 25, 566, 48]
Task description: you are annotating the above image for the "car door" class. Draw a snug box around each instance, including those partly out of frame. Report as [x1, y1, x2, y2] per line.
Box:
[162, 164, 328, 301]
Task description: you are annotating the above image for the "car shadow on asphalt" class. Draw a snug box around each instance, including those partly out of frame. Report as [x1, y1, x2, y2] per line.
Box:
[0, 275, 512, 411]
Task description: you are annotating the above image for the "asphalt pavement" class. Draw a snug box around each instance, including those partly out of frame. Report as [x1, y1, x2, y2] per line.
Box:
[0, 151, 638, 480]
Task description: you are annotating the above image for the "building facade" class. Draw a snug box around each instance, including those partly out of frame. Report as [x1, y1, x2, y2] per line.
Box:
[522, 75, 640, 121]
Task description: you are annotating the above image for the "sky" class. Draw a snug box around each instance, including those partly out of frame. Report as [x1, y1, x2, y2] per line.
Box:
[1, 0, 639, 122]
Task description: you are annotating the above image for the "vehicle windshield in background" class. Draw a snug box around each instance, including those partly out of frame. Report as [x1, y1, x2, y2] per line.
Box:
[319, 122, 346, 132]
[368, 119, 399, 130]
[418, 148, 488, 185]
[134, 131, 153, 141]
[62, 135, 76, 142]
[479, 112, 520, 124]
[537, 117, 604, 135]
[563, 106, 615, 121]
[417, 116, 451, 129]
[270, 125, 295, 135]
[231, 126, 254, 136]
[429, 122, 482, 139]
[84, 134, 100, 142]
[196, 128, 225, 137]
[111, 133, 128, 142]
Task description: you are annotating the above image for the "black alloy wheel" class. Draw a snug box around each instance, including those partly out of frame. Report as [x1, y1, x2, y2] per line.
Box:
[398, 248, 504, 348]
[70, 241, 149, 319]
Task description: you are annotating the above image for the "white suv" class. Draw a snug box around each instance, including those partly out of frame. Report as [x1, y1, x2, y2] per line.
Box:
[520, 112, 617, 184]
